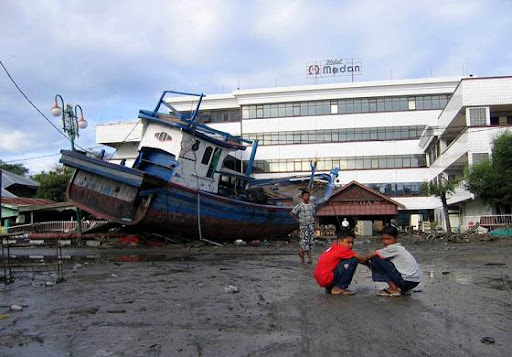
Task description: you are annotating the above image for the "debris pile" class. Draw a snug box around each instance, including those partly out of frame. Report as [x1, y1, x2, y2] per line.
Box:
[410, 231, 497, 243]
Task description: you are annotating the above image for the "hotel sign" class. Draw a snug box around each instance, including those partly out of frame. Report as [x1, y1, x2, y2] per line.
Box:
[307, 58, 362, 78]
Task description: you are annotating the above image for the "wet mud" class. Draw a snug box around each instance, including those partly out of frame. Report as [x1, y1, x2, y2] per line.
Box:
[1, 238, 512, 356]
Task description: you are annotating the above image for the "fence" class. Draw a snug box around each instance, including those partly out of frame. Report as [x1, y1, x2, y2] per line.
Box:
[463, 214, 512, 231]
[3, 220, 109, 235]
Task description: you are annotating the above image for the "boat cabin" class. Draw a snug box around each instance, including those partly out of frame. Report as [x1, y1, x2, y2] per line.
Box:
[134, 91, 253, 195]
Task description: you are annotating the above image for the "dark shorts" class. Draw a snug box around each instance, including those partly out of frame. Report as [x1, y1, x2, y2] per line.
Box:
[369, 256, 419, 291]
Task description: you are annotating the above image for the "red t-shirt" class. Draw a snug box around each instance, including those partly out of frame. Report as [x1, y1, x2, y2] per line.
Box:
[313, 243, 356, 287]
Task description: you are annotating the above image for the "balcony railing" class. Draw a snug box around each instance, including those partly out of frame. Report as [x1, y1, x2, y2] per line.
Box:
[2, 220, 109, 235]
[463, 215, 512, 231]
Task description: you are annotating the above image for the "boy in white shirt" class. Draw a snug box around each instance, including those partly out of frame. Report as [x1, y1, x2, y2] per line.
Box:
[366, 226, 420, 296]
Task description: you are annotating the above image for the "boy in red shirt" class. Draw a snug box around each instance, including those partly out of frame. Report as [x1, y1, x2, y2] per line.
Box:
[313, 228, 368, 295]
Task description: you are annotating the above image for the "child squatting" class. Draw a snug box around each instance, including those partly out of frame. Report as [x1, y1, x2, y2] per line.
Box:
[314, 226, 420, 296]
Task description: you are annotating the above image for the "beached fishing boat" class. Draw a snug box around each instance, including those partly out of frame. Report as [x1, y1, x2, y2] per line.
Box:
[60, 91, 339, 240]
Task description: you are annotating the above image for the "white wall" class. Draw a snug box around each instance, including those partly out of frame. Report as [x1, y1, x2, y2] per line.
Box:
[242, 111, 439, 133]
[249, 140, 422, 160]
[208, 122, 242, 136]
[97, 121, 142, 145]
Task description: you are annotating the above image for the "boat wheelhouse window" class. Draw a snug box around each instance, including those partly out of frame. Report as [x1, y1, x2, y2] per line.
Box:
[207, 148, 223, 178]
[201, 147, 213, 165]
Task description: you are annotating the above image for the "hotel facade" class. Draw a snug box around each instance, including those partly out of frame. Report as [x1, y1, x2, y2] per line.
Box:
[96, 76, 512, 231]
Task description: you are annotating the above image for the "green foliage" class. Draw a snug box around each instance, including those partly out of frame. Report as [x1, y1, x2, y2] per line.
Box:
[421, 178, 460, 198]
[491, 131, 512, 170]
[465, 130, 512, 212]
[0, 162, 29, 176]
[31, 164, 73, 202]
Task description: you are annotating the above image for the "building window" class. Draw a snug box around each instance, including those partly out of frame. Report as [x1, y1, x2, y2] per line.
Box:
[249, 154, 427, 173]
[240, 94, 451, 119]
[243, 125, 425, 146]
[196, 109, 241, 123]
[330, 102, 338, 114]
[408, 97, 416, 110]
[366, 182, 422, 196]
[471, 153, 489, 165]
[467, 107, 488, 126]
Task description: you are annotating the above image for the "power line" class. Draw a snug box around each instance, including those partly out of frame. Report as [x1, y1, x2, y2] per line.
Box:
[2, 153, 60, 163]
[107, 120, 141, 160]
[2, 145, 106, 163]
[0, 60, 86, 151]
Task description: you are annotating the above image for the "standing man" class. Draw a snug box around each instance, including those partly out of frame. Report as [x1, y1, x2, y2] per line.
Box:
[292, 190, 316, 264]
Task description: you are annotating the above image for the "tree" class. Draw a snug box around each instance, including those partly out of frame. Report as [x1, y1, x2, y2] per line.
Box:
[31, 164, 73, 202]
[421, 178, 460, 235]
[465, 131, 512, 214]
[0, 162, 29, 176]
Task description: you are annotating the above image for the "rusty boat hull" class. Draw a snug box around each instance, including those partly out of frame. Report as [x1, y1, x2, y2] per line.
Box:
[61, 150, 297, 240]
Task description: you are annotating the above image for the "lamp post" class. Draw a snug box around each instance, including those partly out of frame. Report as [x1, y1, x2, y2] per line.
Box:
[50, 94, 88, 233]
[51, 94, 88, 150]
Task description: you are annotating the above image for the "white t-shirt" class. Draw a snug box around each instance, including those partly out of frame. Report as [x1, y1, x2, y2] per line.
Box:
[377, 243, 420, 282]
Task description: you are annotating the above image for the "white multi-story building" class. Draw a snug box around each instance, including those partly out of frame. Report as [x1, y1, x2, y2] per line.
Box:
[96, 76, 512, 230]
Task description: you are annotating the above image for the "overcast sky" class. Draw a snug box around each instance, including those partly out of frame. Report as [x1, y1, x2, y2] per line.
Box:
[1, 0, 511, 174]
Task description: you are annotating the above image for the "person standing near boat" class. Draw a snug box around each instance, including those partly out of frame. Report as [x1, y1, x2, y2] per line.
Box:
[291, 190, 316, 264]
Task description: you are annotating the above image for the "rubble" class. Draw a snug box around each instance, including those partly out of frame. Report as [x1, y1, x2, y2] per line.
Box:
[411, 231, 497, 243]
[249, 239, 262, 247]
[481, 337, 496, 345]
[224, 285, 239, 293]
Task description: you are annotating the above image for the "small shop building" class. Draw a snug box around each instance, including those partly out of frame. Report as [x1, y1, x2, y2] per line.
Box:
[317, 181, 404, 235]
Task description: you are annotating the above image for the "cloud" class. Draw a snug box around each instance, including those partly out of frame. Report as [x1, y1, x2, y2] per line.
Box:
[0, 0, 511, 174]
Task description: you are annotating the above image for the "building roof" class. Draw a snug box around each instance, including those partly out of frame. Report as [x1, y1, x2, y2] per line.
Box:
[1, 197, 55, 207]
[169, 76, 463, 111]
[317, 181, 405, 217]
[1, 170, 39, 198]
[330, 181, 405, 208]
[1, 187, 16, 198]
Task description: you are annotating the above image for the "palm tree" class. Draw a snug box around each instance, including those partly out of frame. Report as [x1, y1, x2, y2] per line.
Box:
[421, 178, 460, 235]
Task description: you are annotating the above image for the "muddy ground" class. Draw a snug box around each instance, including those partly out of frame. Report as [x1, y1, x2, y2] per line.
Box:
[1, 237, 511, 357]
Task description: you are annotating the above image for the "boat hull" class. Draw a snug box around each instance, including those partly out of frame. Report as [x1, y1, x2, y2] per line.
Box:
[139, 183, 297, 240]
[61, 150, 298, 240]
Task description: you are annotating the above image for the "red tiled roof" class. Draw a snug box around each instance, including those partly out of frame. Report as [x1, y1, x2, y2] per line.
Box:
[1, 197, 56, 206]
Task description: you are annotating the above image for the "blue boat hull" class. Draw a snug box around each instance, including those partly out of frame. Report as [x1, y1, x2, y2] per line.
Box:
[139, 183, 298, 240]
[61, 150, 298, 240]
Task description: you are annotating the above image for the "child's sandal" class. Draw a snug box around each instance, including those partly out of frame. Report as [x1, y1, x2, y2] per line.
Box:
[377, 289, 401, 297]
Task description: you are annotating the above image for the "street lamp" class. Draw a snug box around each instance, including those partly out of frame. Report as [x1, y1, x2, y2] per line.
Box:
[50, 94, 88, 234]
[51, 94, 88, 150]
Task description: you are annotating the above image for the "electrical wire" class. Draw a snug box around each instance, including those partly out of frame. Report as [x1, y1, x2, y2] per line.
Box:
[2, 145, 106, 163]
[0, 60, 87, 151]
[107, 120, 141, 160]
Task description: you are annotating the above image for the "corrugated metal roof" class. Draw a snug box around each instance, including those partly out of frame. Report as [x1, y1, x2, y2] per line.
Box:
[1, 170, 39, 190]
[1, 197, 55, 207]
[1, 187, 17, 198]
